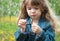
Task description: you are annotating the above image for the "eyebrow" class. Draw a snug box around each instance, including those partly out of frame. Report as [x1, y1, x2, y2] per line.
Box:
[26, 5, 39, 9]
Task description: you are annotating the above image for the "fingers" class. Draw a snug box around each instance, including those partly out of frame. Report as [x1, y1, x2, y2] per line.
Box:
[18, 19, 27, 32]
[18, 19, 26, 24]
[18, 21, 26, 26]
[32, 23, 39, 29]
[31, 23, 42, 34]
[18, 19, 26, 28]
[32, 28, 37, 33]
[31, 23, 38, 33]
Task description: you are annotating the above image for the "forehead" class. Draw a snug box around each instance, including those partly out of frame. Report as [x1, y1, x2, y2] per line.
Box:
[25, 0, 40, 7]
[26, 5, 40, 9]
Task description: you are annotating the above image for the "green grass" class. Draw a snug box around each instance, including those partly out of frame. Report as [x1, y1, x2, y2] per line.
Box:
[0, 22, 17, 41]
[55, 33, 60, 41]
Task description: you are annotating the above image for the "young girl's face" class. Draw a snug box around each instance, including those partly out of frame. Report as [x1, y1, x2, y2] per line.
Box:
[26, 4, 41, 20]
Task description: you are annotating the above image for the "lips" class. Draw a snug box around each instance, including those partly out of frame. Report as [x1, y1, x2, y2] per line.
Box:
[31, 14, 36, 16]
[31, 13, 36, 15]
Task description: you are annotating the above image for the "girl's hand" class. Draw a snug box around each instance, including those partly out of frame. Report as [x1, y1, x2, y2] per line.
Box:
[31, 23, 43, 34]
[18, 19, 26, 32]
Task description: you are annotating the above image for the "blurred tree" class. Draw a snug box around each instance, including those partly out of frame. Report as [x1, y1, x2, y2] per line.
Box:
[49, 0, 60, 15]
[0, 0, 20, 16]
[0, 0, 60, 16]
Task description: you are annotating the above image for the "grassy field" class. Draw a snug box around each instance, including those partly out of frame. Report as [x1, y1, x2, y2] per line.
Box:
[0, 16, 18, 41]
[0, 16, 60, 41]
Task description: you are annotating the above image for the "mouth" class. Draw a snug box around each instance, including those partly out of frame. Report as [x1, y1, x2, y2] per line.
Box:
[31, 15, 36, 16]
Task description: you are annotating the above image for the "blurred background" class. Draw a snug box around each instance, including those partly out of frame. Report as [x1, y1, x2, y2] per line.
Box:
[0, 0, 60, 41]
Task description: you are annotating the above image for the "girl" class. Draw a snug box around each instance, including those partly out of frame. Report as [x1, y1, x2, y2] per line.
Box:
[14, 0, 58, 41]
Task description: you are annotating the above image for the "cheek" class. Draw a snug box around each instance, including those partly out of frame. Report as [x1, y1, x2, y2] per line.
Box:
[27, 11, 31, 16]
[36, 10, 41, 15]
[26, 10, 31, 16]
[27, 9, 30, 14]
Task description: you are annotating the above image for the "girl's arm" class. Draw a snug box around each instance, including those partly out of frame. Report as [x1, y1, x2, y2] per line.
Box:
[14, 27, 27, 41]
[35, 25, 55, 41]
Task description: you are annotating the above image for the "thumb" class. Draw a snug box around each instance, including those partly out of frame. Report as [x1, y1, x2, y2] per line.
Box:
[32, 22, 38, 27]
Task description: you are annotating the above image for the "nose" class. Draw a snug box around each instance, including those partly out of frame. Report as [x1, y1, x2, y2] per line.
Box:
[31, 9, 35, 13]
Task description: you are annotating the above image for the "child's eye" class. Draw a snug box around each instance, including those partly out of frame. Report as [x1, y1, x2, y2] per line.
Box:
[34, 8, 39, 10]
[27, 7, 31, 10]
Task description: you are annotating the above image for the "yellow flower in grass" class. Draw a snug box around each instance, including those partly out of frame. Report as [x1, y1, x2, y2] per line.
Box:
[2, 38, 5, 41]
[9, 36, 14, 41]
[0, 31, 4, 34]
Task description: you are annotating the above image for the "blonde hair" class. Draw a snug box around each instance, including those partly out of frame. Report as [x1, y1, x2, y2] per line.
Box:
[45, 0, 60, 30]
[18, 0, 60, 30]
